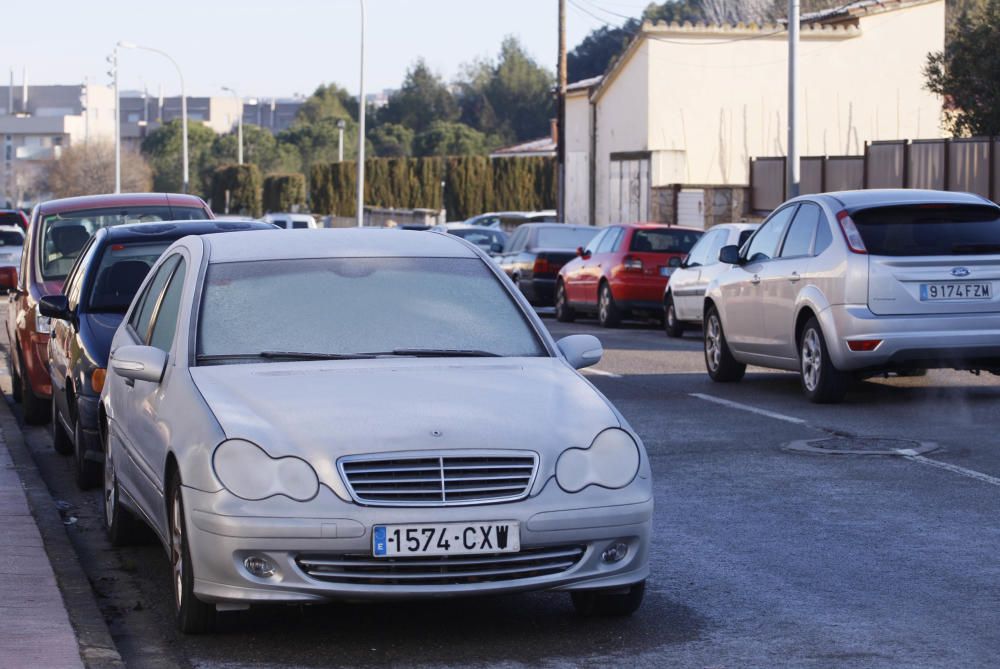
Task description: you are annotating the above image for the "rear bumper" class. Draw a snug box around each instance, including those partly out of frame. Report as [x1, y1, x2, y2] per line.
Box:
[612, 276, 669, 308]
[520, 278, 557, 305]
[26, 333, 52, 398]
[820, 305, 1000, 371]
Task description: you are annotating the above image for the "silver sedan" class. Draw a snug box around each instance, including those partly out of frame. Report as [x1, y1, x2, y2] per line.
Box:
[100, 228, 652, 633]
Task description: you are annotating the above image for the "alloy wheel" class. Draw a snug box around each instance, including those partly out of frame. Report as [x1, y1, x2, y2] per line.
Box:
[171, 493, 184, 610]
[667, 303, 676, 329]
[599, 288, 609, 322]
[705, 315, 722, 371]
[801, 329, 822, 392]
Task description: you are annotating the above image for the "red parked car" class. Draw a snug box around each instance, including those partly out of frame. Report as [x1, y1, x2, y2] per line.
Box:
[0, 209, 29, 231]
[0, 193, 212, 424]
[555, 223, 703, 327]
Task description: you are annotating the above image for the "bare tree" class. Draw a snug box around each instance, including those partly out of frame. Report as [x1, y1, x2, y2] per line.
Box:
[45, 141, 152, 199]
[699, 0, 781, 25]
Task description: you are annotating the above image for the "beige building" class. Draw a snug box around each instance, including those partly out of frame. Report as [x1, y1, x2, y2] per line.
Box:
[565, 0, 946, 227]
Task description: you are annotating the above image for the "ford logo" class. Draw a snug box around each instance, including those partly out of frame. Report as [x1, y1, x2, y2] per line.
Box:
[951, 267, 971, 277]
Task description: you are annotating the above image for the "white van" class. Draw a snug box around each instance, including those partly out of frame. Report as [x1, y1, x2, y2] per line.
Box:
[261, 213, 318, 230]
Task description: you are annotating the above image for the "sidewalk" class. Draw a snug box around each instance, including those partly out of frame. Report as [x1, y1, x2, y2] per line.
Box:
[0, 424, 84, 668]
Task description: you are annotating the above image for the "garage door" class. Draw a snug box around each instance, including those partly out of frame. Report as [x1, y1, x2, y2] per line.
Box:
[608, 158, 649, 225]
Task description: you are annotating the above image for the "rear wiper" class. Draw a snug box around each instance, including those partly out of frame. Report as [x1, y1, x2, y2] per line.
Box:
[196, 351, 377, 363]
[383, 348, 501, 358]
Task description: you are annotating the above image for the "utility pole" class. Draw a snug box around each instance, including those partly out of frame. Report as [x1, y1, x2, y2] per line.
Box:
[356, 0, 367, 227]
[787, 0, 800, 198]
[109, 47, 121, 194]
[557, 0, 567, 221]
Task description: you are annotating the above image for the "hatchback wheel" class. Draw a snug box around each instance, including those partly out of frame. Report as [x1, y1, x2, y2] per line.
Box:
[571, 580, 645, 617]
[663, 294, 684, 338]
[169, 474, 216, 634]
[597, 283, 621, 328]
[51, 399, 73, 455]
[74, 413, 101, 490]
[704, 306, 745, 382]
[103, 429, 141, 547]
[555, 282, 576, 323]
[799, 317, 850, 403]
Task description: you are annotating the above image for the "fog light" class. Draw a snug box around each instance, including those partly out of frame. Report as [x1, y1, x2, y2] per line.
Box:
[243, 555, 276, 578]
[601, 541, 629, 563]
[847, 339, 882, 352]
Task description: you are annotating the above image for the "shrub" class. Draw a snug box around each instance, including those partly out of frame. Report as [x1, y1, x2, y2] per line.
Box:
[262, 173, 307, 213]
[210, 164, 262, 217]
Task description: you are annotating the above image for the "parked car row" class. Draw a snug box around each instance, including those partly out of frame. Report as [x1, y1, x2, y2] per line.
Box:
[2, 193, 652, 634]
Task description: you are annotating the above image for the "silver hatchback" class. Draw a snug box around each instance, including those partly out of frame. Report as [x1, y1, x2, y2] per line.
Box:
[703, 189, 1000, 402]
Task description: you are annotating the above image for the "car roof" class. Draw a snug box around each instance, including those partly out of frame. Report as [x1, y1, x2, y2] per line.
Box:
[202, 228, 480, 263]
[264, 212, 314, 221]
[99, 220, 274, 244]
[0, 225, 24, 234]
[808, 189, 996, 210]
[625, 223, 704, 232]
[518, 223, 590, 230]
[37, 192, 208, 215]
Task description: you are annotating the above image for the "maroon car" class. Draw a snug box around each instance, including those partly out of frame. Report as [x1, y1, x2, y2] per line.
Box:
[0, 193, 212, 424]
[0, 209, 29, 231]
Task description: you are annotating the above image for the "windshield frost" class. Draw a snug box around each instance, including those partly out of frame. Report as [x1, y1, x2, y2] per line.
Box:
[197, 257, 546, 360]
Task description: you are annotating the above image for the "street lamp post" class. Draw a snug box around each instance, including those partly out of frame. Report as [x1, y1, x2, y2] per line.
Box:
[356, 0, 366, 227]
[109, 46, 121, 193]
[337, 119, 345, 163]
[118, 41, 189, 193]
[222, 86, 243, 165]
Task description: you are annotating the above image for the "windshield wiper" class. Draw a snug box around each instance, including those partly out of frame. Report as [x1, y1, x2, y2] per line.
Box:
[196, 351, 377, 364]
[383, 348, 501, 358]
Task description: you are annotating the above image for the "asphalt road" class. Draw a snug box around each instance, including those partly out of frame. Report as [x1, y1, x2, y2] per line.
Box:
[7, 304, 1000, 668]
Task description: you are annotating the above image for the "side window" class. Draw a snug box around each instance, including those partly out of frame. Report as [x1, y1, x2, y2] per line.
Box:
[149, 258, 186, 352]
[684, 229, 717, 267]
[609, 228, 626, 252]
[737, 229, 755, 247]
[813, 213, 834, 255]
[584, 229, 608, 255]
[746, 206, 797, 263]
[596, 227, 621, 253]
[129, 255, 181, 343]
[780, 202, 822, 258]
[65, 238, 98, 310]
[507, 228, 527, 253]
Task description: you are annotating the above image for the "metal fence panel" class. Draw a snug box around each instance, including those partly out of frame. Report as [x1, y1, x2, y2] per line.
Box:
[750, 158, 785, 211]
[947, 139, 991, 198]
[908, 140, 946, 190]
[800, 157, 824, 194]
[824, 157, 864, 191]
[866, 141, 905, 188]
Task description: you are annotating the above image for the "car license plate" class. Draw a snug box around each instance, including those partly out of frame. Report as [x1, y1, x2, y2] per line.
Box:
[920, 282, 992, 301]
[373, 521, 520, 558]
[659, 266, 673, 277]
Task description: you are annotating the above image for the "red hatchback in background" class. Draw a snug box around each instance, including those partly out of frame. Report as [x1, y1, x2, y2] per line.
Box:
[556, 223, 703, 327]
[0, 193, 212, 424]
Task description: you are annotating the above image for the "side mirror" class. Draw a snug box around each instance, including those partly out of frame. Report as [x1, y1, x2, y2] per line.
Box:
[111, 345, 168, 385]
[576, 246, 591, 259]
[0, 266, 17, 291]
[557, 334, 603, 370]
[719, 245, 742, 265]
[38, 295, 72, 321]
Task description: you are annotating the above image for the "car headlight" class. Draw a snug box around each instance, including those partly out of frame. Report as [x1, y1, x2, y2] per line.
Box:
[555, 428, 640, 493]
[34, 304, 51, 334]
[212, 439, 319, 502]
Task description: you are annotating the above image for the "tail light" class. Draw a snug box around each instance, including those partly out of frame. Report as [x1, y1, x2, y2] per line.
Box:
[836, 210, 867, 254]
[533, 257, 552, 275]
[623, 256, 643, 272]
[847, 339, 882, 352]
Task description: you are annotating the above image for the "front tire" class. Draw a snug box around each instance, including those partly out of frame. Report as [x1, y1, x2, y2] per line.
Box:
[169, 474, 216, 634]
[571, 581, 645, 617]
[74, 413, 101, 490]
[704, 306, 745, 382]
[799, 317, 850, 403]
[555, 282, 576, 323]
[598, 283, 621, 328]
[664, 294, 684, 338]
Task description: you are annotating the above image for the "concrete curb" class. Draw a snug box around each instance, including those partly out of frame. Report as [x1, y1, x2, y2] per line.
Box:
[0, 401, 125, 669]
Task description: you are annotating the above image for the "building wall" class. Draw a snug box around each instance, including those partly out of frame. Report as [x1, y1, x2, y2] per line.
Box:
[564, 90, 592, 226]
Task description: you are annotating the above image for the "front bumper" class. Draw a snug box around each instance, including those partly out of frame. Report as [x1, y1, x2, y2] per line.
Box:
[821, 304, 1000, 371]
[183, 481, 652, 605]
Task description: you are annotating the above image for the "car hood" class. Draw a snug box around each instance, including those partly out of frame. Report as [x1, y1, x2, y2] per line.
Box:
[190, 357, 619, 485]
[83, 312, 125, 366]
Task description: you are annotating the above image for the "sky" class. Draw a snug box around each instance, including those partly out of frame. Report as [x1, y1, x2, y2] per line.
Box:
[0, 0, 653, 100]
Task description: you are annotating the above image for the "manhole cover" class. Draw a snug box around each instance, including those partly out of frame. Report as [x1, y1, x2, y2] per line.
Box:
[784, 436, 938, 456]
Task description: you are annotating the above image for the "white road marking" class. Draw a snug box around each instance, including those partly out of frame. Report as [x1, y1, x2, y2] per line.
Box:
[688, 393, 806, 425]
[896, 450, 1000, 488]
[582, 368, 623, 378]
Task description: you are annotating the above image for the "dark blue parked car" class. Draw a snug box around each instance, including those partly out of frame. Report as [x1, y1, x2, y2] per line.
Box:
[39, 220, 275, 488]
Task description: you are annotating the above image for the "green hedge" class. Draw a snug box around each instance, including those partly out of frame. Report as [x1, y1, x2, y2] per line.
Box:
[309, 156, 555, 219]
[210, 164, 262, 217]
[262, 173, 307, 213]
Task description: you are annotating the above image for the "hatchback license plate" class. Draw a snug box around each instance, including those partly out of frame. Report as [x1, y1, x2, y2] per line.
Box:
[373, 521, 520, 558]
[920, 282, 992, 301]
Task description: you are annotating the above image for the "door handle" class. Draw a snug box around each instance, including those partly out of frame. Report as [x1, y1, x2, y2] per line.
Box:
[788, 271, 801, 283]
[750, 274, 760, 285]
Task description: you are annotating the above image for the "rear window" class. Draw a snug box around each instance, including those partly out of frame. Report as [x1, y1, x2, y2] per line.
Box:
[0, 230, 24, 246]
[38, 205, 205, 281]
[0, 213, 23, 227]
[630, 228, 703, 254]
[852, 204, 1000, 256]
[87, 242, 171, 312]
[535, 227, 599, 249]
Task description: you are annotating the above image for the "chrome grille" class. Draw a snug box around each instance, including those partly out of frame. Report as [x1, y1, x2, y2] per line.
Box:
[296, 545, 585, 586]
[338, 451, 538, 506]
